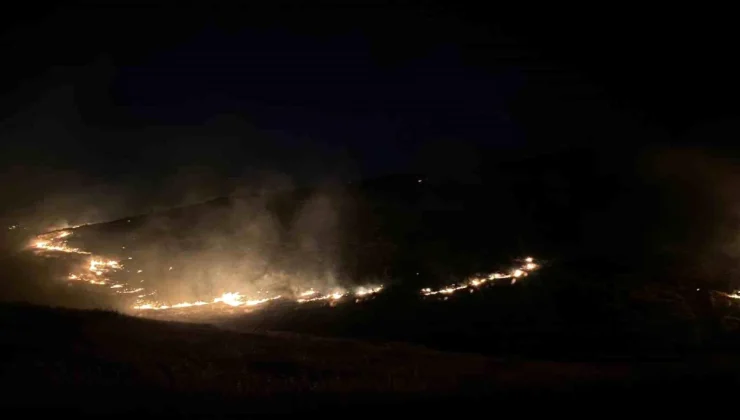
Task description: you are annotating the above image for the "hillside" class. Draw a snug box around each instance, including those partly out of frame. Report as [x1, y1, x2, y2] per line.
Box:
[3, 303, 740, 414]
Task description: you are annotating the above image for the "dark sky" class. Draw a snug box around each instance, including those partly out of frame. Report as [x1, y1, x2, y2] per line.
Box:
[1, 2, 739, 227]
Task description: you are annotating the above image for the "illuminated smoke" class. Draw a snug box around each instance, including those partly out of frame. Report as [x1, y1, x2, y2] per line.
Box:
[28, 230, 539, 315]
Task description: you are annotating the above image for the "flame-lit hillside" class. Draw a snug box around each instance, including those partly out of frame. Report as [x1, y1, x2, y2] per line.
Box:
[19, 178, 556, 319]
[29, 227, 539, 317]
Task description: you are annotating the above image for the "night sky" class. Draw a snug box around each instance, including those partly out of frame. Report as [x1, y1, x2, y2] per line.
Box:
[1, 3, 739, 228]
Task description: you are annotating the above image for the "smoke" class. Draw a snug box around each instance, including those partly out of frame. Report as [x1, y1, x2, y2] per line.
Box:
[53, 177, 352, 307]
[290, 191, 342, 284]
[0, 66, 357, 233]
[634, 145, 740, 288]
[0, 64, 362, 308]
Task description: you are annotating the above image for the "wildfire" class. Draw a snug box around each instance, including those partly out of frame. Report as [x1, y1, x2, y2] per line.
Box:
[296, 286, 383, 303]
[355, 285, 383, 296]
[32, 231, 90, 255]
[421, 285, 468, 296]
[28, 229, 540, 315]
[116, 287, 145, 294]
[421, 258, 540, 296]
[214, 292, 247, 307]
[133, 292, 282, 311]
[297, 290, 347, 303]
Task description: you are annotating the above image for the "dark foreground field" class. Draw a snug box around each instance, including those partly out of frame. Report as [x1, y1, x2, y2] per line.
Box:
[1, 303, 739, 415]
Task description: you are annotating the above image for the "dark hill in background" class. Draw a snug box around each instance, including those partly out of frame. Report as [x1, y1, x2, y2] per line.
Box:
[4, 147, 740, 361]
[56, 148, 660, 283]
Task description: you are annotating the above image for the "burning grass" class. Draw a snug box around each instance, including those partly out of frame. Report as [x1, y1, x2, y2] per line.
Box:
[28, 229, 537, 316]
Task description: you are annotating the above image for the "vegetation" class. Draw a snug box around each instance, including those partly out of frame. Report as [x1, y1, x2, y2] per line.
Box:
[2, 302, 740, 413]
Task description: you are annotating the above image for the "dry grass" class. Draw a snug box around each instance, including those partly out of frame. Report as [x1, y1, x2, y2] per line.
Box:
[1, 303, 739, 414]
